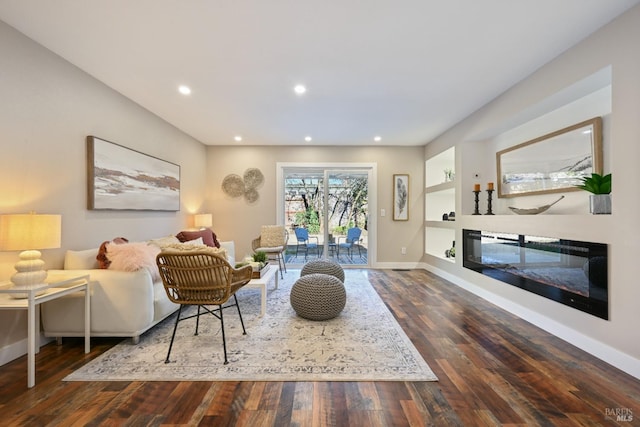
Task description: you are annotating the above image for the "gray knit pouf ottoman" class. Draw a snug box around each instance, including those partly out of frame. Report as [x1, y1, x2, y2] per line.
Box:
[300, 258, 345, 283]
[290, 273, 346, 320]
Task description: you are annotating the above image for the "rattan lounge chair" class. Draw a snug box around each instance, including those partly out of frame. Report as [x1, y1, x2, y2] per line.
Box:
[156, 251, 253, 364]
[251, 225, 288, 278]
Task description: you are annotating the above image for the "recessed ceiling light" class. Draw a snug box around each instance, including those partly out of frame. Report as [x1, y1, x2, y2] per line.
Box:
[294, 85, 307, 95]
[234, 135, 242, 142]
[178, 85, 191, 95]
[304, 136, 312, 142]
[374, 136, 382, 142]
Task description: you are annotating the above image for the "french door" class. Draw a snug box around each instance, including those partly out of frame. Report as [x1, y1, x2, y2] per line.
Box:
[277, 163, 376, 267]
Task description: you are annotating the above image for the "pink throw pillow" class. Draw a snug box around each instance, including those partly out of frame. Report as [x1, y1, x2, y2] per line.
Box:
[106, 242, 161, 281]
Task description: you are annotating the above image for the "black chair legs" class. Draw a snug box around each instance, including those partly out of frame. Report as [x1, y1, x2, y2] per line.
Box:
[234, 294, 247, 336]
[219, 303, 227, 364]
[165, 305, 183, 364]
[164, 299, 246, 365]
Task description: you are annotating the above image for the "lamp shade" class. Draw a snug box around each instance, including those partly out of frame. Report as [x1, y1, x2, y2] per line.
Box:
[0, 214, 61, 251]
[194, 213, 213, 228]
[0, 213, 61, 294]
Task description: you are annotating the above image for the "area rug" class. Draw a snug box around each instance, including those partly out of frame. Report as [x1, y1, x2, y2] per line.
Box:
[65, 270, 437, 382]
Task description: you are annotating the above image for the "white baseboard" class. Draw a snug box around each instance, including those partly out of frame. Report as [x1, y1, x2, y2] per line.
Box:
[0, 334, 54, 367]
[372, 262, 422, 270]
[0, 338, 29, 367]
[420, 262, 640, 380]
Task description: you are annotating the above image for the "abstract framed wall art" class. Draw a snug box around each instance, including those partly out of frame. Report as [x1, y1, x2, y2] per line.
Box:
[87, 136, 180, 211]
[496, 117, 602, 198]
[393, 174, 409, 221]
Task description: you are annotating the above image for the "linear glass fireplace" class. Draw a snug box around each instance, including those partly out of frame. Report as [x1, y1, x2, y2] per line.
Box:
[463, 229, 608, 319]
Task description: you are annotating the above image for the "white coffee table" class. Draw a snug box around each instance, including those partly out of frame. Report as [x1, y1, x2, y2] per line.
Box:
[244, 264, 279, 316]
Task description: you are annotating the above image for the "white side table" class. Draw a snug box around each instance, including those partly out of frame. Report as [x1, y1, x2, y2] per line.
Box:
[244, 264, 279, 316]
[0, 275, 90, 388]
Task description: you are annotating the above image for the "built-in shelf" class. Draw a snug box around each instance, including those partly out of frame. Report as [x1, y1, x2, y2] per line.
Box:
[429, 253, 456, 263]
[425, 147, 455, 188]
[424, 220, 456, 229]
[425, 147, 456, 259]
[424, 226, 456, 261]
[425, 193, 456, 221]
[425, 181, 455, 194]
[456, 213, 614, 243]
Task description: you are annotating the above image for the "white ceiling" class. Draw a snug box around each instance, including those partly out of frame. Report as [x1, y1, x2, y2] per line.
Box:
[1, 1, 638, 146]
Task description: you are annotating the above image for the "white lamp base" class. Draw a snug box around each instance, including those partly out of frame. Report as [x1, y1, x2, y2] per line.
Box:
[10, 250, 49, 298]
[9, 283, 49, 298]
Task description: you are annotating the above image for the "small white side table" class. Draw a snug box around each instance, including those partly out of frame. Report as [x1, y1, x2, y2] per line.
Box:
[244, 264, 279, 316]
[0, 275, 90, 388]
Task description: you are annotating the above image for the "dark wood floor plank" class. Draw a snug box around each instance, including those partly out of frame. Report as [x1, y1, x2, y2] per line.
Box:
[374, 381, 412, 426]
[244, 381, 267, 410]
[291, 381, 314, 411]
[161, 381, 214, 424]
[234, 409, 277, 427]
[345, 409, 387, 427]
[273, 381, 296, 426]
[400, 397, 430, 426]
[311, 381, 346, 427]
[479, 367, 565, 426]
[184, 382, 221, 426]
[411, 382, 465, 426]
[258, 381, 285, 411]
[203, 381, 242, 419]
[344, 381, 382, 411]
[1, 268, 638, 426]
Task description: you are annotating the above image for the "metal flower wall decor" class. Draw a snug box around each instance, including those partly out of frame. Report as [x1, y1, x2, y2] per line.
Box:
[222, 168, 265, 203]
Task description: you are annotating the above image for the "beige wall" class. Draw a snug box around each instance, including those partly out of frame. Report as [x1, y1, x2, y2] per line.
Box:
[423, 5, 640, 375]
[0, 21, 207, 359]
[204, 145, 424, 264]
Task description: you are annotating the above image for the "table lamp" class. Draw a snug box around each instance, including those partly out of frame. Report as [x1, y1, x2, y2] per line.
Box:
[194, 213, 213, 229]
[0, 213, 61, 294]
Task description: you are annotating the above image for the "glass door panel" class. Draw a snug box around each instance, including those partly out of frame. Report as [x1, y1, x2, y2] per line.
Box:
[324, 170, 368, 265]
[283, 166, 369, 267]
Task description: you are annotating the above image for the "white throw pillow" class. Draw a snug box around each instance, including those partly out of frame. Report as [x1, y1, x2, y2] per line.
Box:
[161, 243, 228, 261]
[219, 241, 236, 266]
[185, 237, 204, 246]
[64, 248, 99, 270]
[148, 235, 181, 249]
[260, 225, 285, 247]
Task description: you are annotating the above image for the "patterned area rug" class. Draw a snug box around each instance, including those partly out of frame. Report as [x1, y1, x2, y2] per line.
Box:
[65, 270, 437, 382]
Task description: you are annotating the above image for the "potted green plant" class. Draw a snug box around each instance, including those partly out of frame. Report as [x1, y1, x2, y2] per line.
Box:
[252, 251, 267, 266]
[576, 173, 611, 214]
[249, 251, 268, 277]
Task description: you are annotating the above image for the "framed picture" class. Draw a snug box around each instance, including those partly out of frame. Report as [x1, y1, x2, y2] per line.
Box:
[496, 117, 602, 198]
[393, 174, 409, 221]
[87, 136, 180, 211]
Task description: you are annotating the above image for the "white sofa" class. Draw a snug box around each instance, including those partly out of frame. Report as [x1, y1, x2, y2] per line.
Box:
[41, 240, 236, 343]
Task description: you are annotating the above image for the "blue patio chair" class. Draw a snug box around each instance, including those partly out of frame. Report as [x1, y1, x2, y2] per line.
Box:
[294, 227, 319, 260]
[337, 227, 362, 259]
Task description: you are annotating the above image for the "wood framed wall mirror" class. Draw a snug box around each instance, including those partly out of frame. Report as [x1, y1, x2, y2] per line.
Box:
[496, 117, 603, 198]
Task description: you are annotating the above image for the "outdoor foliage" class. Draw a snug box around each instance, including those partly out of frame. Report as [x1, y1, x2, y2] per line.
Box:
[294, 208, 320, 234]
[285, 173, 368, 235]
